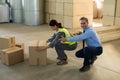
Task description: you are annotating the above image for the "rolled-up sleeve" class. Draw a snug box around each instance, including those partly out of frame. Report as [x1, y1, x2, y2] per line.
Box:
[49, 32, 65, 48]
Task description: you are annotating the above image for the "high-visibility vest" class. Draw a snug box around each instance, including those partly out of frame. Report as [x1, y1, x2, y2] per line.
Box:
[58, 28, 76, 45]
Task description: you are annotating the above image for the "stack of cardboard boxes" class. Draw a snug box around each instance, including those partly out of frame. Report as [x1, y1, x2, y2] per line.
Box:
[103, 0, 116, 26]
[0, 35, 47, 66]
[44, 0, 93, 28]
[0, 35, 24, 66]
[29, 40, 47, 65]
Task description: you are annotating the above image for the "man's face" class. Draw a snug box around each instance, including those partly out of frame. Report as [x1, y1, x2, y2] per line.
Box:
[80, 19, 88, 29]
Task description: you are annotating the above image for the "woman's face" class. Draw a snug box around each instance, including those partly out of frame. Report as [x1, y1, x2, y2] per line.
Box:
[50, 25, 57, 30]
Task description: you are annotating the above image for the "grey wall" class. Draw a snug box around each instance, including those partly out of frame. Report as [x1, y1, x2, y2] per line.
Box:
[0, 0, 5, 4]
[23, 0, 44, 26]
[9, 0, 44, 25]
[11, 0, 23, 23]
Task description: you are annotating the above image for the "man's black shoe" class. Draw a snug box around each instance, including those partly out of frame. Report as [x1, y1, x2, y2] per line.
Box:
[57, 57, 60, 60]
[79, 65, 90, 72]
[57, 60, 68, 65]
[90, 56, 97, 65]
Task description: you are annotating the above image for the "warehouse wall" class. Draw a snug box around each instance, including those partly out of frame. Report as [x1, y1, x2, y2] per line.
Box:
[103, 0, 120, 27]
[44, 0, 93, 29]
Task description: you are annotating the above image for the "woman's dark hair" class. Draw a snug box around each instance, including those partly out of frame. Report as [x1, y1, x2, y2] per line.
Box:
[49, 19, 63, 28]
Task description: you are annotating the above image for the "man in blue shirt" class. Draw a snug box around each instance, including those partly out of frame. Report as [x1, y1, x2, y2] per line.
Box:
[61, 17, 103, 72]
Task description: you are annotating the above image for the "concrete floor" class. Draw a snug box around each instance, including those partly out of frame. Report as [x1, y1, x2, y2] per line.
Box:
[0, 23, 120, 80]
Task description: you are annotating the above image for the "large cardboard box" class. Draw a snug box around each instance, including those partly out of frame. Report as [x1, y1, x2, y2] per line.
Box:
[29, 40, 47, 65]
[0, 47, 24, 66]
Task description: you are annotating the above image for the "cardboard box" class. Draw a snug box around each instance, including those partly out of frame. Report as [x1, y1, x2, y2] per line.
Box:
[0, 47, 24, 66]
[0, 35, 16, 58]
[15, 42, 24, 50]
[15, 42, 25, 53]
[29, 40, 47, 65]
[0, 35, 15, 50]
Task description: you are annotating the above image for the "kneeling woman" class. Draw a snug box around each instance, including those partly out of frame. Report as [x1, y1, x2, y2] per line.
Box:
[37, 20, 77, 65]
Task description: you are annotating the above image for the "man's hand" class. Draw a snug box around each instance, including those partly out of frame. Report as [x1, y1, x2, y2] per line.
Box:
[60, 36, 67, 42]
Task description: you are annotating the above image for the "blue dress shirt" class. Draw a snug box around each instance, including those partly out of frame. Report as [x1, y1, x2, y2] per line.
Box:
[67, 27, 102, 47]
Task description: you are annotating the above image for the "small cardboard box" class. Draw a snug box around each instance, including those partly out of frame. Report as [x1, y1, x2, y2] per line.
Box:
[15, 42, 24, 49]
[0, 35, 16, 58]
[29, 40, 47, 65]
[0, 47, 24, 66]
[0, 35, 15, 50]
[15, 42, 24, 52]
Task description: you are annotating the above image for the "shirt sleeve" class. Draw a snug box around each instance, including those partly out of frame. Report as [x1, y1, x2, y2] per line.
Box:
[48, 33, 56, 42]
[49, 32, 65, 48]
[67, 29, 93, 42]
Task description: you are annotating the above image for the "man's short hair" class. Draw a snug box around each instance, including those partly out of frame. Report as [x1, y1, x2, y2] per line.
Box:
[80, 17, 89, 23]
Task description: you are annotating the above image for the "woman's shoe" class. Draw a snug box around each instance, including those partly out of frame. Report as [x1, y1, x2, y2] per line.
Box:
[57, 60, 68, 65]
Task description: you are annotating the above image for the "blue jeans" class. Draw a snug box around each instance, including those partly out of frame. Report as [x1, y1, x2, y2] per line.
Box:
[75, 47, 103, 66]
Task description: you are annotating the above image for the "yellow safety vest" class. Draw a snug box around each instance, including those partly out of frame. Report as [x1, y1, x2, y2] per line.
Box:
[58, 28, 76, 45]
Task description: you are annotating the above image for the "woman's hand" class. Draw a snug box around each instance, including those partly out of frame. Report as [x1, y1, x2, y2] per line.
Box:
[36, 45, 49, 51]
